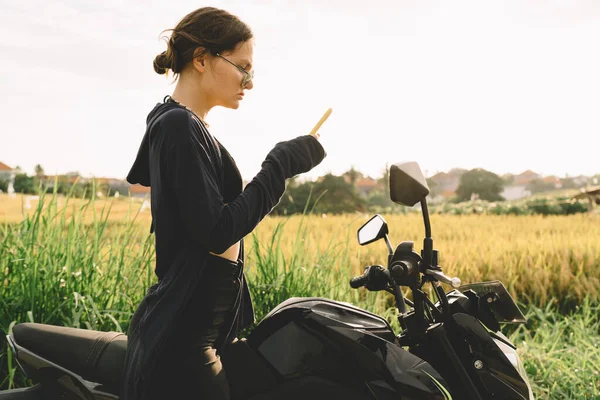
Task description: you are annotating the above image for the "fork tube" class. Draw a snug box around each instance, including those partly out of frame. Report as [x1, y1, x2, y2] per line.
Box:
[413, 286, 427, 335]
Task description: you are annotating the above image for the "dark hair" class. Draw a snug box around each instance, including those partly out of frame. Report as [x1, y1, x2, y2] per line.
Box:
[153, 7, 253, 76]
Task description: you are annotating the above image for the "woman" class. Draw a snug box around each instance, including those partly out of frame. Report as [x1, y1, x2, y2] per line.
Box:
[122, 7, 326, 400]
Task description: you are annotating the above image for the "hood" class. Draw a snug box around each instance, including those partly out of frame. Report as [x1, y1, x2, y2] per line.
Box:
[126, 101, 180, 187]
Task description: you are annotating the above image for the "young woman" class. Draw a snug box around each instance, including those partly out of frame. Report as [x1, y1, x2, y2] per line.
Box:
[122, 7, 326, 400]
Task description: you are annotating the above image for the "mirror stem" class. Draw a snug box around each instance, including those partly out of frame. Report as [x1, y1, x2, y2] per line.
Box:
[420, 199, 434, 269]
[384, 234, 393, 256]
[420, 199, 432, 238]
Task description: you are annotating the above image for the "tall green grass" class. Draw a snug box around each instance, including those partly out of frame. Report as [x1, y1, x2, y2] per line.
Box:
[0, 189, 155, 389]
[245, 213, 386, 323]
[508, 299, 600, 399]
[1, 189, 599, 398]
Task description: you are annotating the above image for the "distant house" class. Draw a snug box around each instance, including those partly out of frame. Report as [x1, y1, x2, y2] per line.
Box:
[129, 184, 151, 198]
[0, 161, 17, 193]
[41, 173, 149, 198]
[318, 174, 380, 197]
[571, 175, 590, 187]
[514, 170, 540, 186]
[430, 172, 460, 194]
[428, 169, 464, 202]
[542, 175, 562, 189]
[355, 177, 379, 197]
[90, 177, 130, 195]
[41, 173, 85, 190]
[501, 185, 531, 201]
[498, 170, 541, 200]
[0, 161, 16, 181]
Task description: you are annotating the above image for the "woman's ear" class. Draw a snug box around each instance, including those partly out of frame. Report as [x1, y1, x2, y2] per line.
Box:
[192, 46, 207, 72]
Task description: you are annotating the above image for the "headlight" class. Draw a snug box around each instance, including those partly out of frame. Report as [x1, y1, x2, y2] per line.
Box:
[493, 333, 535, 400]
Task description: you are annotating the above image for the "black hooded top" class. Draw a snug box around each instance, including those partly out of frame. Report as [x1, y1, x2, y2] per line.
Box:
[120, 97, 326, 400]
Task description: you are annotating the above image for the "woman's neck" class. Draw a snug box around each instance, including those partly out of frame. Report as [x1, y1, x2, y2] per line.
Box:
[171, 76, 211, 121]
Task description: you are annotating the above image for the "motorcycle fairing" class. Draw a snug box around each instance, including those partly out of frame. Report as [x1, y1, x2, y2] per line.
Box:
[448, 313, 531, 399]
[458, 281, 527, 324]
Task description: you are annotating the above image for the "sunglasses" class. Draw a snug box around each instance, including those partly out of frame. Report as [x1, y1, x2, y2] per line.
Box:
[216, 53, 254, 88]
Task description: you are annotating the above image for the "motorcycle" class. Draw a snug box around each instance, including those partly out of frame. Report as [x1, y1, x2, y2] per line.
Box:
[1, 161, 533, 399]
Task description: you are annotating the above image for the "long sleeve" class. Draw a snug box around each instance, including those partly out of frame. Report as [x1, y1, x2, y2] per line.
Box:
[163, 113, 326, 254]
[209, 135, 325, 252]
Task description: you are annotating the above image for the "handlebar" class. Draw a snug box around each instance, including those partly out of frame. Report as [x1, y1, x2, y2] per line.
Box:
[351, 263, 461, 290]
[350, 264, 410, 315]
[390, 260, 417, 281]
[349, 265, 388, 290]
[349, 273, 369, 289]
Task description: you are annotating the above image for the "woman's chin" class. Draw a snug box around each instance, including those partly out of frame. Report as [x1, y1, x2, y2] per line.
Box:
[224, 99, 240, 110]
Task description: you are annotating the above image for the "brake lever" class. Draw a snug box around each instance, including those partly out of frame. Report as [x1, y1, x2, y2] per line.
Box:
[425, 268, 461, 288]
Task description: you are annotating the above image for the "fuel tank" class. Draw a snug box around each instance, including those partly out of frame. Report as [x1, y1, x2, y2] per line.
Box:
[246, 297, 451, 400]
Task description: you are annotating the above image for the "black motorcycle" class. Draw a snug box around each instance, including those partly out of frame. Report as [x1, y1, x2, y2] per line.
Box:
[1, 161, 533, 399]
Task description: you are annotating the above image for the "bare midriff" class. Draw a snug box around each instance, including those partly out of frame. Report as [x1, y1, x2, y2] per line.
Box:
[209, 240, 240, 262]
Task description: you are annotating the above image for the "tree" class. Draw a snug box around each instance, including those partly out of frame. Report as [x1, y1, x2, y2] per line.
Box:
[0, 179, 8, 192]
[501, 173, 515, 186]
[312, 174, 366, 214]
[342, 166, 362, 185]
[34, 164, 45, 178]
[448, 168, 467, 178]
[560, 177, 576, 189]
[366, 190, 401, 211]
[426, 178, 441, 198]
[377, 163, 390, 199]
[13, 173, 36, 194]
[455, 168, 505, 202]
[71, 181, 97, 198]
[53, 176, 71, 194]
[273, 173, 366, 215]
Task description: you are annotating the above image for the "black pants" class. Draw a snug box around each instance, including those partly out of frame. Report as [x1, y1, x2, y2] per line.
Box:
[145, 254, 243, 399]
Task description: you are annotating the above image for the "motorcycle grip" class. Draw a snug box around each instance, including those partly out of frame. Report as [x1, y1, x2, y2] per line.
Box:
[349, 274, 368, 289]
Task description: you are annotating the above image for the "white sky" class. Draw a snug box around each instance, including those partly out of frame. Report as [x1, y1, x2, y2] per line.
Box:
[1, 0, 599, 181]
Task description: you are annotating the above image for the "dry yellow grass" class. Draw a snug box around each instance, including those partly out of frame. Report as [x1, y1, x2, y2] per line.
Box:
[251, 213, 600, 305]
[0, 193, 152, 225]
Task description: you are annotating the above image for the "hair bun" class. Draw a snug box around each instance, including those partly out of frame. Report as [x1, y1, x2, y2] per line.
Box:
[153, 51, 169, 75]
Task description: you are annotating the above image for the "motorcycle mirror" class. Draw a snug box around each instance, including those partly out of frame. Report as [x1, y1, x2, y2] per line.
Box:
[389, 161, 430, 207]
[357, 214, 389, 246]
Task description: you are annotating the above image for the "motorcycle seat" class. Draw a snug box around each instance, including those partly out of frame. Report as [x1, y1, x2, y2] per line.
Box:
[12, 322, 126, 389]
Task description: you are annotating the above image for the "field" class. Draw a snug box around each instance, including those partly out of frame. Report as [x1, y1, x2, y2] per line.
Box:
[1, 192, 600, 398]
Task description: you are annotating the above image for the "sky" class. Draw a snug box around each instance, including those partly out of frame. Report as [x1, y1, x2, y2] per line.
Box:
[1, 0, 599, 182]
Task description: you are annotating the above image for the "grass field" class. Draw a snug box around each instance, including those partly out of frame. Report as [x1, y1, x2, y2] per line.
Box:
[1, 192, 599, 398]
